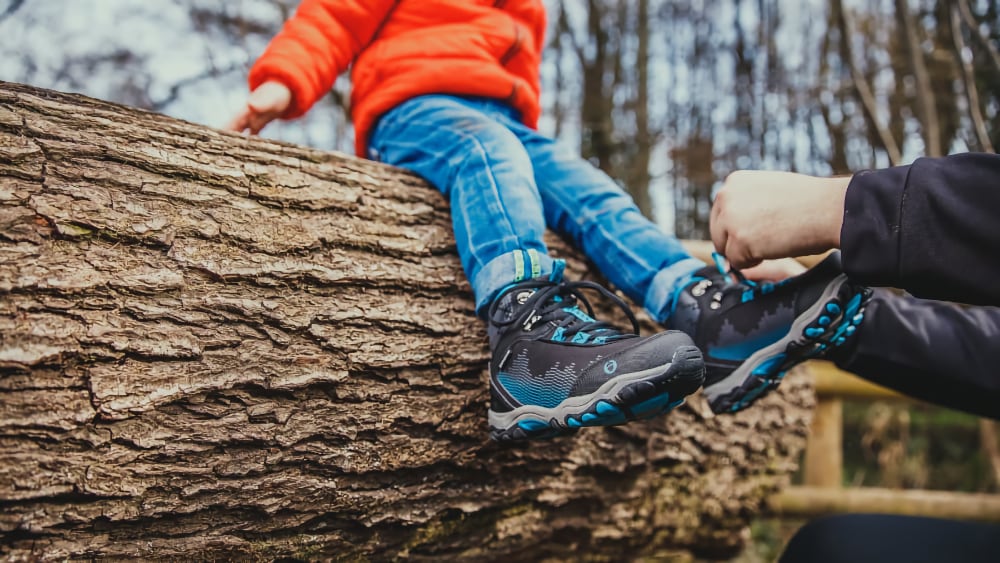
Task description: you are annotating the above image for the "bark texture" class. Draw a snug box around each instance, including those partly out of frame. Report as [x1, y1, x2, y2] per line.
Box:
[0, 82, 813, 561]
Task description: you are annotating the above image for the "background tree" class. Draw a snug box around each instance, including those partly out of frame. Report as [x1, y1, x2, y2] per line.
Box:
[2, 0, 995, 234]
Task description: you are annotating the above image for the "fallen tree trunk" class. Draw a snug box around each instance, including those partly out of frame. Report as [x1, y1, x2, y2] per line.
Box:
[0, 82, 813, 561]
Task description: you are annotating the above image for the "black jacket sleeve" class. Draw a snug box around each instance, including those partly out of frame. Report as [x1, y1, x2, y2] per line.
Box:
[833, 290, 1000, 420]
[840, 152, 1000, 306]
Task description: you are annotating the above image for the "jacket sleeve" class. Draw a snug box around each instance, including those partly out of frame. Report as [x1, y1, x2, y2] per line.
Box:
[248, 0, 397, 119]
[834, 290, 1000, 420]
[840, 152, 1000, 306]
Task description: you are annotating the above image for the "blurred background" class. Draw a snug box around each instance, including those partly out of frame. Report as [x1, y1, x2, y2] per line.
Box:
[3, 0, 997, 235]
[2, 0, 997, 560]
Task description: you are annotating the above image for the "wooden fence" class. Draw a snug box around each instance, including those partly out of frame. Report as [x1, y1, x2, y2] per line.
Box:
[769, 361, 1000, 522]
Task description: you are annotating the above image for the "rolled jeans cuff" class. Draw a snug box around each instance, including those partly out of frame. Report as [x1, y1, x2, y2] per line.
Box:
[473, 248, 555, 317]
[643, 257, 706, 324]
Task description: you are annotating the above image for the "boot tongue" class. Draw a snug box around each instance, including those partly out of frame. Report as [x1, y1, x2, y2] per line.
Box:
[493, 287, 536, 321]
[487, 263, 570, 349]
[489, 263, 566, 329]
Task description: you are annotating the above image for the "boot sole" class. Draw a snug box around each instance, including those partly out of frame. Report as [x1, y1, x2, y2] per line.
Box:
[488, 345, 705, 442]
[704, 274, 871, 414]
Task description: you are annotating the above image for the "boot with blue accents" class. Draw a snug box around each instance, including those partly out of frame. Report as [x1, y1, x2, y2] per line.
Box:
[665, 252, 871, 414]
[487, 266, 705, 442]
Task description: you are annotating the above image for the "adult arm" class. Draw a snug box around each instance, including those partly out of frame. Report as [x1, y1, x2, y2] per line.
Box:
[842, 152, 1000, 306]
[832, 290, 1000, 420]
[709, 171, 849, 269]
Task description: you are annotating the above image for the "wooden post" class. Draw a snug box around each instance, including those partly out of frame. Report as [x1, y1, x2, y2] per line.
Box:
[803, 394, 843, 488]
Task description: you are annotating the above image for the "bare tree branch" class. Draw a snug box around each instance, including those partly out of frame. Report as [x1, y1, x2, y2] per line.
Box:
[818, 28, 850, 174]
[951, 4, 994, 152]
[834, 0, 903, 165]
[558, 0, 586, 67]
[958, 0, 1000, 80]
[0, 0, 25, 24]
[549, 0, 566, 138]
[151, 64, 241, 111]
[895, 0, 941, 156]
[187, 5, 276, 37]
[630, 0, 653, 219]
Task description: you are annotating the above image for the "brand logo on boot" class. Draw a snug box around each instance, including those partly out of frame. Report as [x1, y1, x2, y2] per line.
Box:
[603, 359, 618, 375]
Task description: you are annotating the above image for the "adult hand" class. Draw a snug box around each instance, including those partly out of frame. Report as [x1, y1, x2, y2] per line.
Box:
[225, 81, 292, 134]
[710, 170, 850, 269]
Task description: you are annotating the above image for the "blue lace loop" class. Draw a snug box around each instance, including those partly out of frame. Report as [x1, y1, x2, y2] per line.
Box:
[711, 251, 730, 279]
[711, 251, 758, 287]
[709, 252, 793, 304]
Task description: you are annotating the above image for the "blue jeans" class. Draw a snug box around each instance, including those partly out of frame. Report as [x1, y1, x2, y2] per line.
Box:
[368, 95, 705, 320]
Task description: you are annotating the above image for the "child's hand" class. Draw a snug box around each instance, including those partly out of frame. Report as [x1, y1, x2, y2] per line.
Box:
[226, 81, 292, 134]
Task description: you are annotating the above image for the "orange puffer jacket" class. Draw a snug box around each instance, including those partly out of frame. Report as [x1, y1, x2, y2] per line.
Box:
[249, 0, 546, 157]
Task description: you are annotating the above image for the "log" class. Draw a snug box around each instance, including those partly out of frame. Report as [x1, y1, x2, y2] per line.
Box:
[0, 82, 813, 561]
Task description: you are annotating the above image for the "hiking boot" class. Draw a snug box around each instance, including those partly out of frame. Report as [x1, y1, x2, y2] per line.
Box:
[665, 252, 871, 414]
[487, 268, 705, 442]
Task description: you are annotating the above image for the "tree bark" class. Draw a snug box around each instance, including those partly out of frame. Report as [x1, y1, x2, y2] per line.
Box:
[0, 82, 813, 561]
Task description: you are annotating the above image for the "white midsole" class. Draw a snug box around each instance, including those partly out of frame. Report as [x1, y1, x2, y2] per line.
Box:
[488, 361, 675, 429]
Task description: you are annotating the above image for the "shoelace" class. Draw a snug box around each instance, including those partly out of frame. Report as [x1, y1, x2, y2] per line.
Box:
[710, 252, 786, 298]
[488, 279, 640, 343]
[711, 252, 750, 285]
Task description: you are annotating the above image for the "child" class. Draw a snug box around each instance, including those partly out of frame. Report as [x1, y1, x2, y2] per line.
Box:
[228, 0, 868, 440]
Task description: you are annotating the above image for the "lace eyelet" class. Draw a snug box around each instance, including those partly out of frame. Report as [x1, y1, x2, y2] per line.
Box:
[691, 280, 712, 297]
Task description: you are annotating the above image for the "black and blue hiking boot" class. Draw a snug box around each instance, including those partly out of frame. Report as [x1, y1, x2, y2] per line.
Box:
[665, 252, 871, 414]
[487, 268, 705, 442]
